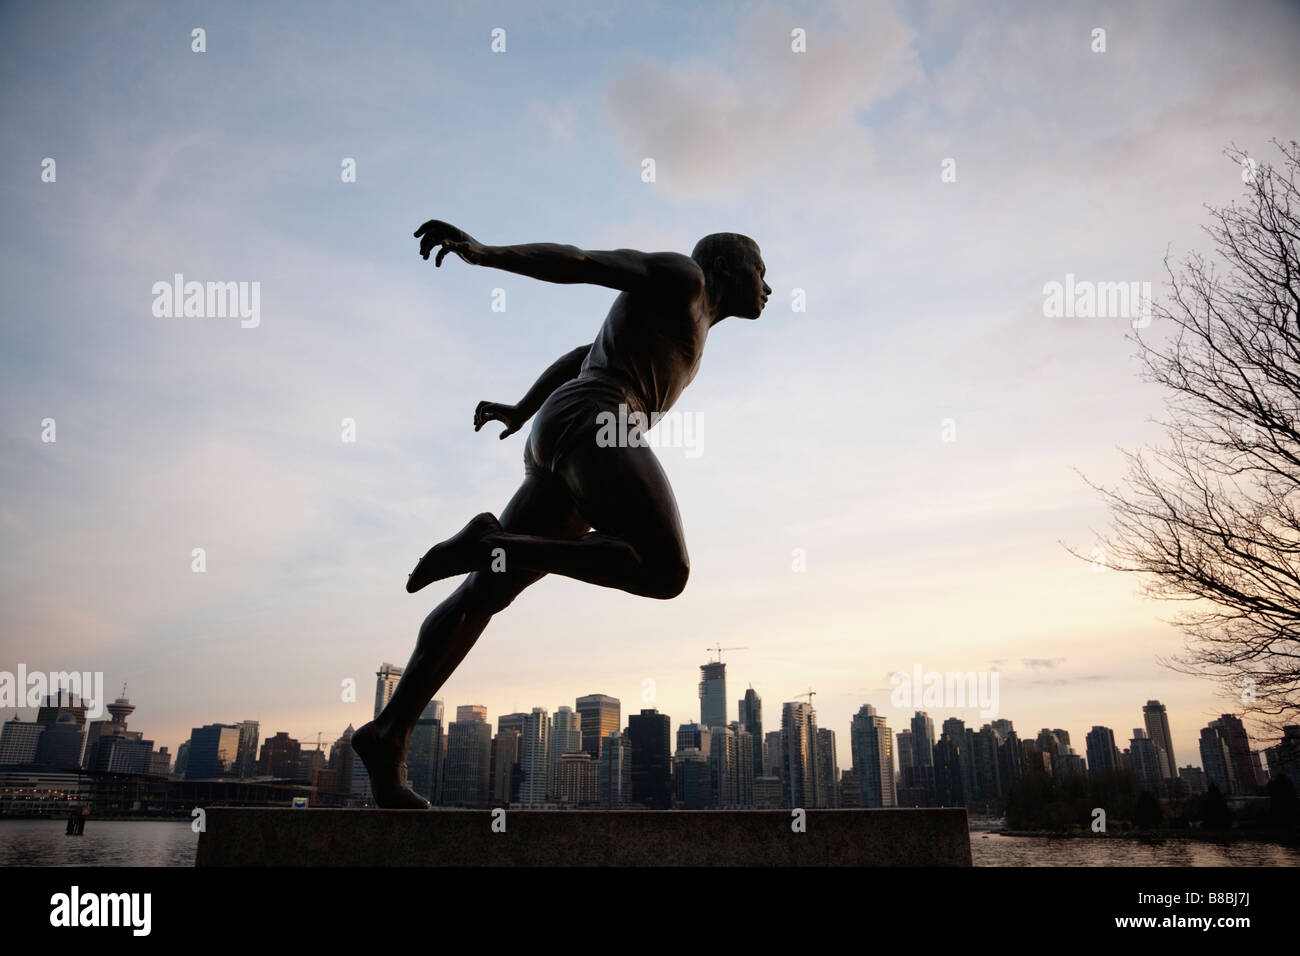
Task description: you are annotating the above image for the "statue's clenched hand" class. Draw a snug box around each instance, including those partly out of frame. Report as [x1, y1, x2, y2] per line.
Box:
[413, 219, 482, 264]
[474, 400, 524, 439]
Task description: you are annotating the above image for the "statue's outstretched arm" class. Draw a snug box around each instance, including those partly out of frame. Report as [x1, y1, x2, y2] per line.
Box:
[415, 220, 703, 295]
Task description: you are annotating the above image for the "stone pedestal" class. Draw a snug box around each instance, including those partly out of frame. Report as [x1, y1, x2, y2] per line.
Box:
[195, 807, 971, 866]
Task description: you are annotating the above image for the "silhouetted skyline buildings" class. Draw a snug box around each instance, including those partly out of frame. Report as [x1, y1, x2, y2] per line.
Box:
[3, 661, 1298, 816]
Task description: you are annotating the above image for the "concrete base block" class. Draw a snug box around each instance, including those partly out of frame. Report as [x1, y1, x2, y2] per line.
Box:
[195, 807, 971, 866]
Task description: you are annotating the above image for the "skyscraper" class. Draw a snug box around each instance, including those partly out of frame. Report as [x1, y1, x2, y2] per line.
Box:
[708, 724, 737, 807]
[944, 718, 978, 804]
[1023, 737, 1052, 776]
[576, 694, 620, 766]
[0, 718, 44, 765]
[972, 725, 1002, 812]
[598, 730, 632, 808]
[781, 702, 818, 809]
[185, 723, 240, 779]
[699, 662, 727, 728]
[550, 706, 583, 799]
[738, 686, 763, 779]
[174, 740, 190, 778]
[496, 711, 528, 801]
[816, 728, 839, 808]
[457, 704, 488, 724]
[329, 725, 356, 797]
[673, 749, 711, 808]
[36, 689, 87, 728]
[840, 769, 860, 807]
[1199, 722, 1236, 794]
[1199, 714, 1260, 795]
[1129, 729, 1163, 791]
[407, 700, 445, 804]
[850, 704, 895, 808]
[677, 722, 710, 756]
[753, 774, 783, 808]
[299, 745, 327, 786]
[148, 747, 172, 777]
[92, 733, 154, 775]
[374, 663, 403, 719]
[258, 731, 302, 778]
[1214, 714, 1262, 795]
[911, 712, 935, 768]
[933, 732, 966, 807]
[492, 729, 521, 805]
[1179, 764, 1208, 794]
[628, 708, 672, 809]
[729, 722, 755, 807]
[1085, 726, 1121, 775]
[443, 712, 492, 807]
[896, 729, 914, 775]
[235, 719, 260, 779]
[34, 714, 86, 770]
[998, 730, 1025, 790]
[555, 752, 598, 806]
[1143, 700, 1176, 778]
[900, 712, 936, 805]
[764, 731, 782, 778]
[1264, 725, 1300, 792]
[1035, 728, 1066, 768]
[498, 712, 528, 737]
[519, 707, 551, 806]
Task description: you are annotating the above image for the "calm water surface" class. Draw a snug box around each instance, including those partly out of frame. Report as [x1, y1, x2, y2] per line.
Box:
[970, 831, 1300, 866]
[2, 820, 1297, 866]
[1, 819, 198, 867]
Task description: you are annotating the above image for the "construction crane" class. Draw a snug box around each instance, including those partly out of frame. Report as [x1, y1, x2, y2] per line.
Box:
[794, 688, 817, 709]
[706, 644, 748, 663]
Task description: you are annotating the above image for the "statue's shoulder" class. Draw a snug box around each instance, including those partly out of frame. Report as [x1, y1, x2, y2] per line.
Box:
[642, 252, 705, 297]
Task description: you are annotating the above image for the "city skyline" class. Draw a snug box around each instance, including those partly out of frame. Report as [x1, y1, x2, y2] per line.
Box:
[10, 658, 1297, 828]
[2, 667, 1281, 787]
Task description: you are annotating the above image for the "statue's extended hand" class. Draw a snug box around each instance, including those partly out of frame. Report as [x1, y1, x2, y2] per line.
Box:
[474, 400, 524, 440]
[434, 239, 486, 268]
[413, 219, 479, 263]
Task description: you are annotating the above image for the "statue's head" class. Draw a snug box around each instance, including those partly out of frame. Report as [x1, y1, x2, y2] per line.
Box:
[691, 233, 770, 319]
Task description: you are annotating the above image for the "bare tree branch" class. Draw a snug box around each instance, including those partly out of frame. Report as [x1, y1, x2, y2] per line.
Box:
[1071, 140, 1300, 743]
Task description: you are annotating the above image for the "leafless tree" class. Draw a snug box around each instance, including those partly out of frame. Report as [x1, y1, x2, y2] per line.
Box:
[1076, 139, 1300, 742]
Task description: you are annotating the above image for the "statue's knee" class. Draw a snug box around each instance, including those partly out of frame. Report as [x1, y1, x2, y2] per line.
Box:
[648, 556, 689, 599]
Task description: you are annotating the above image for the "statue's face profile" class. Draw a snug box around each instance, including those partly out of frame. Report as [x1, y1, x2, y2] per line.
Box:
[723, 240, 770, 320]
[745, 249, 771, 319]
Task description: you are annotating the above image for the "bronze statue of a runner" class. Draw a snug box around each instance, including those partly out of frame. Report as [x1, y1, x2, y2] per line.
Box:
[352, 220, 770, 807]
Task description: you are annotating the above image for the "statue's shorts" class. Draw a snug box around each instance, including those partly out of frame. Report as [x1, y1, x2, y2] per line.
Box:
[524, 374, 647, 476]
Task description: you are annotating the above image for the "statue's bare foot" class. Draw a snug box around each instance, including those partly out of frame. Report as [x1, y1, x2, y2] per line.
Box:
[406, 512, 503, 593]
[351, 721, 431, 809]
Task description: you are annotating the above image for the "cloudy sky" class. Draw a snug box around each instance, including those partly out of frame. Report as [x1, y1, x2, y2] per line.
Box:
[2, 0, 1297, 773]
